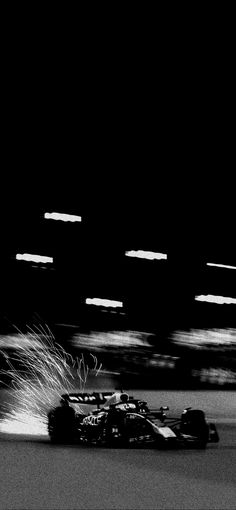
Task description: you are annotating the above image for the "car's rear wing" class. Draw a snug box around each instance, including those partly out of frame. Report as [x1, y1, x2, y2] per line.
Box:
[61, 392, 114, 408]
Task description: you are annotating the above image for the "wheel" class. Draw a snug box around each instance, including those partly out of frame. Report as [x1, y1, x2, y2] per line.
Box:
[47, 407, 79, 443]
[48, 420, 78, 443]
[180, 409, 209, 444]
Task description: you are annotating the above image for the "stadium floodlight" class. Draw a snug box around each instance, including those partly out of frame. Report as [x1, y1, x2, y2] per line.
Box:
[195, 294, 236, 305]
[125, 250, 167, 261]
[16, 253, 53, 264]
[85, 298, 123, 308]
[206, 262, 236, 270]
[44, 212, 82, 223]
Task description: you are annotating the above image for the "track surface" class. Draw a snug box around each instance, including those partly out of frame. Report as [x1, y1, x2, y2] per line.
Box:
[1, 389, 236, 509]
[0, 424, 236, 510]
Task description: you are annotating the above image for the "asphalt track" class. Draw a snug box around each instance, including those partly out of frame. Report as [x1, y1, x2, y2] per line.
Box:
[0, 390, 236, 509]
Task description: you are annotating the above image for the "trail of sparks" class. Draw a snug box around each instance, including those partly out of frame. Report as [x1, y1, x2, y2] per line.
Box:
[0, 323, 102, 436]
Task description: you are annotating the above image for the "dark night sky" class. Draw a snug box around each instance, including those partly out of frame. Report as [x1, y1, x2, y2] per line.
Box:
[1, 25, 234, 333]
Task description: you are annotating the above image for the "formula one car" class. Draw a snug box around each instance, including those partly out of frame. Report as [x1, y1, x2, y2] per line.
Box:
[47, 392, 219, 448]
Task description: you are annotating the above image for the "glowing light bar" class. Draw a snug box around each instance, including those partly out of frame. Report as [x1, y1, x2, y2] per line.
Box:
[44, 212, 82, 223]
[195, 294, 236, 305]
[85, 298, 123, 308]
[125, 250, 167, 260]
[16, 253, 53, 264]
[207, 262, 236, 270]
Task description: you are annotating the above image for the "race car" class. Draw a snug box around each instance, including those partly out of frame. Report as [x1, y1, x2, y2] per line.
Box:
[47, 391, 219, 448]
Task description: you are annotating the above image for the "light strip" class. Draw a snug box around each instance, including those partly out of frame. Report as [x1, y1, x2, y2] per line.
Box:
[85, 298, 123, 308]
[195, 294, 236, 305]
[44, 212, 82, 223]
[16, 253, 53, 264]
[206, 262, 236, 270]
[125, 250, 167, 260]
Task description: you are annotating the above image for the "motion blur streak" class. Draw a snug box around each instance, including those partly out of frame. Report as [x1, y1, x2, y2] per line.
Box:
[44, 212, 82, 222]
[16, 253, 53, 264]
[125, 250, 167, 260]
[171, 328, 236, 347]
[195, 294, 236, 305]
[0, 324, 101, 435]
[85, 298, 123, 308]
[207, 262, 236, 270]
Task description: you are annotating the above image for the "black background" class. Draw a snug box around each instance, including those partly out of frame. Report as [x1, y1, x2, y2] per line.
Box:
[1, 17, 235, 335]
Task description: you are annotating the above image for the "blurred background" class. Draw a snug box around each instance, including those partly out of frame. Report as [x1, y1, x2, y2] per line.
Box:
[0, 31, 235, 392]
[0, 193, 235, 391]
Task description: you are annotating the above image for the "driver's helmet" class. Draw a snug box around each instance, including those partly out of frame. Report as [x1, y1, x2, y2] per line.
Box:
[120, 393, 129, 403]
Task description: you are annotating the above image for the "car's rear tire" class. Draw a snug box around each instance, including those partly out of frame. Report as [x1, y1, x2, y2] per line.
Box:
[48, 420, 78, 443]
